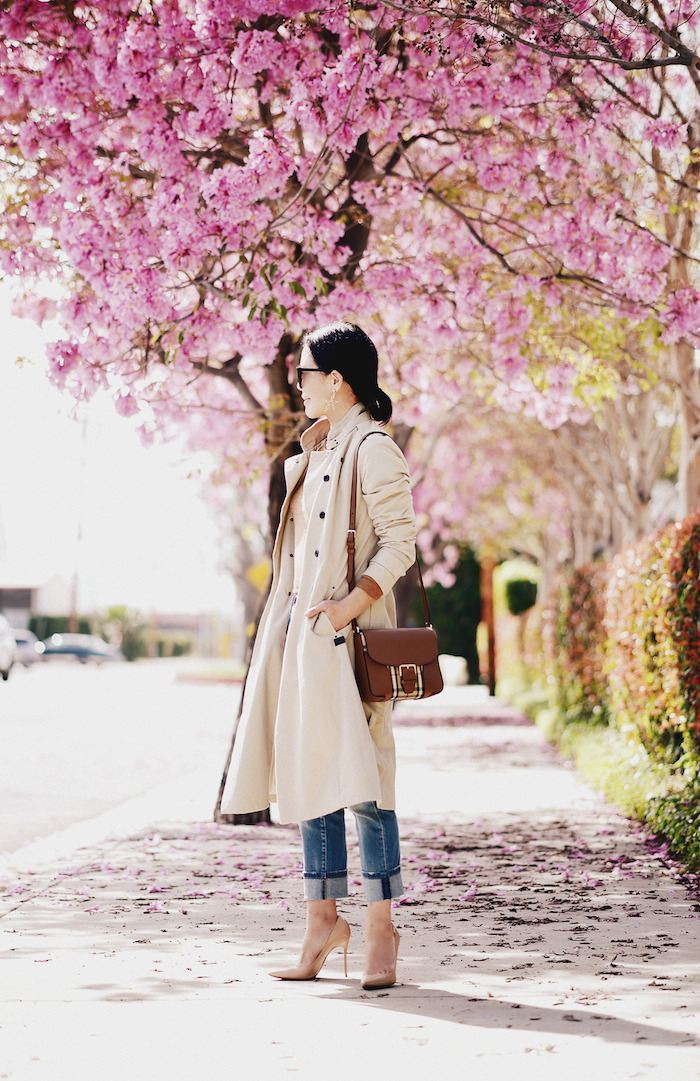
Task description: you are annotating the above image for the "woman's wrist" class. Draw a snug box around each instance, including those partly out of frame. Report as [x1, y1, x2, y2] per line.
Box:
[306, 586, 376, 632]
[341, 586, 374, 625]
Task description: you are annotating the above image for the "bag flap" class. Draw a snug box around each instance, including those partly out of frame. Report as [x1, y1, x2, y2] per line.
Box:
[358, 627, 439, 667]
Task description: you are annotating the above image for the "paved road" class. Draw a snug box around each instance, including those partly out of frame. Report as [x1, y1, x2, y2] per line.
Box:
[0, 659, 238, 854]
[1, 665, 594, 858]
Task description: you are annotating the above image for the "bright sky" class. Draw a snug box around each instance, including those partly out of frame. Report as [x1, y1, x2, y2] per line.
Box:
[0, 282, 239, 615]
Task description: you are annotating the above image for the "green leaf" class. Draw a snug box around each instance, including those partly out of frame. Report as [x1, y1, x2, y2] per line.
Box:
[290, 281, 307, 298]
[241, 293, 250, 308]
[247, 305, 257, 321]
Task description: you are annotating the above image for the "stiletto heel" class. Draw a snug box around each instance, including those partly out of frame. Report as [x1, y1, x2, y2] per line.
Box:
[361, 925, 400, 990]
[270, 916, 351, 980]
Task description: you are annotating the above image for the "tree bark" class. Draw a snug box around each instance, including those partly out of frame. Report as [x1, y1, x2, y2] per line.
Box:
[265, 332, 305, 546]
[480, 557, 496, 696]
[672, 339, 700, 515]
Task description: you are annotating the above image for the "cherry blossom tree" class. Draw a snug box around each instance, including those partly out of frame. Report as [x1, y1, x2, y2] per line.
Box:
[393, 0, 700, 510]
[0, 0, 694, 570]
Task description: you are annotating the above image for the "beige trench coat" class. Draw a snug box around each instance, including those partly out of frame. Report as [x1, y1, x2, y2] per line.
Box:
[220, 403, 417, 824]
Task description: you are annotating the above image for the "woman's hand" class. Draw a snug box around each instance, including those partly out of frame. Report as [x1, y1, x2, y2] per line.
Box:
[305, 598, 350, 632]
[306, 586, 375, 632]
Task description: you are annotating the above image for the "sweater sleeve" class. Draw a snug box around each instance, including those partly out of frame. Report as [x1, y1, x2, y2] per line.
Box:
[358, 434, 417, 597]
[357, 574, 383, 601]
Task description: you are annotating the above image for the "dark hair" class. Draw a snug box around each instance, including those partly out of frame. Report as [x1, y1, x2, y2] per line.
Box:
[301, 321, 392, 424]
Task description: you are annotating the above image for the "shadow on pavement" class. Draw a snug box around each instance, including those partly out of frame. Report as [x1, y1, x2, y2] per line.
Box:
[319, 982, 698, 1046]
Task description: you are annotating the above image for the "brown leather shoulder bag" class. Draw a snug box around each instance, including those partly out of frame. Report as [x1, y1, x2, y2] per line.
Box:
[347, 432, 444, 703]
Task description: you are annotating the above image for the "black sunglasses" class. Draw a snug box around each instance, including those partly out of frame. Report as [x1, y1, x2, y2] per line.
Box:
[296, 365, 324, 387]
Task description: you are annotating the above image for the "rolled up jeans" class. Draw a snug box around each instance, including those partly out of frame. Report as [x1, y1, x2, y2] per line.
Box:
[299, 801, 403, 902]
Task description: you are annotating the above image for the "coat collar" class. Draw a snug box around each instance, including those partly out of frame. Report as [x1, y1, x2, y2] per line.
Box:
[300, 402, 369, 453]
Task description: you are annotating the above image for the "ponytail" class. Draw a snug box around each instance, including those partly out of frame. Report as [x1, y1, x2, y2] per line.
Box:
[369, 387, 392, 424]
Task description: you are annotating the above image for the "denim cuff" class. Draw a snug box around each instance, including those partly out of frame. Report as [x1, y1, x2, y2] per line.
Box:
[303, 874, 348, 900]
[363, 869, 403, 902]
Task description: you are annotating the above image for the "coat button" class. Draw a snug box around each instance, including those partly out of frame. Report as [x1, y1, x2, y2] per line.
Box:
[323, 475, 329, 481]
[315, 550, 319, 556]
[319, 512, 325, 519]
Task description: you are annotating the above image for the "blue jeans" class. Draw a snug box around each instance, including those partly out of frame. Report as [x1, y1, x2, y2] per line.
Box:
[299, 802, 403, 902]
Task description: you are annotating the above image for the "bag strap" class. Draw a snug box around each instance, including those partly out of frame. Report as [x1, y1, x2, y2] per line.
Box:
[347, 432, 432, 629]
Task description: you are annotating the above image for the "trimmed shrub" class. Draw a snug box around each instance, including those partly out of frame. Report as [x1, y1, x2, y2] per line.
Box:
[647, 786, 700, 873]
[413, 545, 481, 684]
[555, 564, 610, 725]
[29, 616, 91, 639]
[505, 578, 538, 616]
[606, 514, 700, 762]
[668, 515, 700, 757]
[542, 511, 700, 873]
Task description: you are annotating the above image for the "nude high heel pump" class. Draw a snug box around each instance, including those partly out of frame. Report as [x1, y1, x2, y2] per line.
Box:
[361, 926, 400, 990]
[270, 916, 351, 980]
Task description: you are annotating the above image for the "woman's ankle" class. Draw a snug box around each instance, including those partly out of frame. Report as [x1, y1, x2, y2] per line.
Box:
[305, 899, 338, 929]
[365, 901, 393, 940]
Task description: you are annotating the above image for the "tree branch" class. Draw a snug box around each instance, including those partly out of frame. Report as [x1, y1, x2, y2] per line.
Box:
[191, 354, 266, 414]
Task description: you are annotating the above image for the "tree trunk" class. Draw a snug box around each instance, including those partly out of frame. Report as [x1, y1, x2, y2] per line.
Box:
[672, 339, 700, 516]
[265, 332, 305, 546]
[480, 558, 496, 696]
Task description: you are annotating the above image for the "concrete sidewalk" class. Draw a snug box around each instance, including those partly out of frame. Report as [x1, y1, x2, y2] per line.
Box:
[2, 690, 699, 1080]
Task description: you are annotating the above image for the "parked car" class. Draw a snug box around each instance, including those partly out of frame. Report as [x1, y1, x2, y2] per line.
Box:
[38, 633, 126, 664]
[12, 628, 43, 667]
[0, 614, 17, 680]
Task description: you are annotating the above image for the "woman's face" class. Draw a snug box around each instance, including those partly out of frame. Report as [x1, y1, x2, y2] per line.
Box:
[297, 344, 335, 419]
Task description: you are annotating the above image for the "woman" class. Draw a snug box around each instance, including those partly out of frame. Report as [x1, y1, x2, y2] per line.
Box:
[221, 321, 417, 989]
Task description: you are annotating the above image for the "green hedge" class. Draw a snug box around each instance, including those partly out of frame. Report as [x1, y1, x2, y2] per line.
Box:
[413, 545, 481, 684]
[555, 511, 700, 761]
[505, 578, 538, 617]
[29, 616, 92, 639]
[555, 564, 610, 726]
[541, 510, 700, 871]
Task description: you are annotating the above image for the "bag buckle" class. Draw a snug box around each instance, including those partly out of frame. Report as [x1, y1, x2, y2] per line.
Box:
[399, 663, 418, 693]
